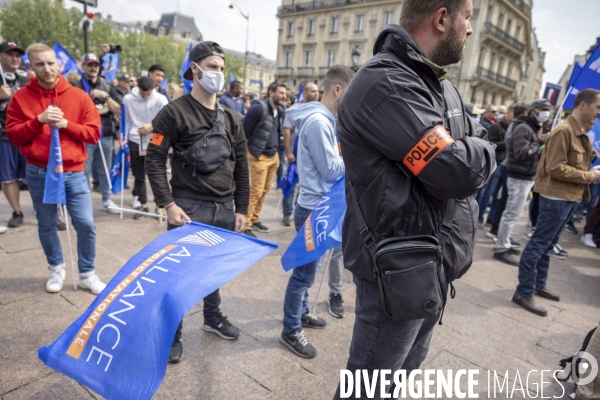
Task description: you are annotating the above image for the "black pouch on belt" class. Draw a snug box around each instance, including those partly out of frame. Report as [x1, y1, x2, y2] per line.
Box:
[349, 179, 456, 322]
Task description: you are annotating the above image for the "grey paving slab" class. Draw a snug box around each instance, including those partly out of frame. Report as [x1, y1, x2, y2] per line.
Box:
[1, 372, 93, 400]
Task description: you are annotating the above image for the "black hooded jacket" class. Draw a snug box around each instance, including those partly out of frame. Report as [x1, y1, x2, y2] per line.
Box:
[337, 25, 496, 283]
[506, 115, 544, 181]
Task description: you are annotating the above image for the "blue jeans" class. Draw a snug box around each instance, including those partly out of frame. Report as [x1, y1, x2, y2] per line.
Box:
[487, 164, 508, 226]
[333, 276, 439, 399]
[282, 204, 320, 335]
[478, 165, 502, 222]
[84, 136, 114, 202]
[26, 164, 96, 273]
[517, 197, 576, 297]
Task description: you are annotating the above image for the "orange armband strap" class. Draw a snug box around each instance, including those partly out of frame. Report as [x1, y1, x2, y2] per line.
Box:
[402, 126, 454, 176]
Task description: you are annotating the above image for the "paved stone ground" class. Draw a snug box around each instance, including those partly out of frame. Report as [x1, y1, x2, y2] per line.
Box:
[0, 177, 598, 399]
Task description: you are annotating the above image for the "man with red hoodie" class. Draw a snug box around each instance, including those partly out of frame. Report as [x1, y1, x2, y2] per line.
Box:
[6, 43, 106, 295]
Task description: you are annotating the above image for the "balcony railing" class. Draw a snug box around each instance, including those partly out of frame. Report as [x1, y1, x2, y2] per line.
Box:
[483, 22, 526, 53]
[504, 0, 531, 17]
[276, 67, 293, 76]
[297, 67, 315, 77]
[278, 0, 373, 15]
[475, 67, 517, 90]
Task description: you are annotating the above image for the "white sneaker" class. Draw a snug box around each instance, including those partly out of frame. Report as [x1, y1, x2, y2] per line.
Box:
[580, 234, 597, 248]
[131, 196, 141, 209]
[103, 199, 120, 214]
[79, 274, 107, 295]
[46, 266, 66, 293]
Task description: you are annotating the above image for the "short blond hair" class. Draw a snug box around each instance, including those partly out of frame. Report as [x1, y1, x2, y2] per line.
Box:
[26, 43, 54, 61]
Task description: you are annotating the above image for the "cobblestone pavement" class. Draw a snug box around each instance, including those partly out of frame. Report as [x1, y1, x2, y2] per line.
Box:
[0, 179, 598, 399]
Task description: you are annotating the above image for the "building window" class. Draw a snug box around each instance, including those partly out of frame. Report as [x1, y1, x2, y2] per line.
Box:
[287, 22, 294, 38]
[384, 12, 393, 26]
[330, 17, 339, 35]
[486, 6, 493, 22]
[489, 53, 496, 71]
[285, 52, 292, 68]
[355, 15, 364, 33]
[507, 62, 514, 79]
[506, 19, 512, 35]
[326, 50, 335, 67]
[307, 19, 315, 37]
[305, 51, 313, 67]
[515, 26, 522, 40]
[497, 13, 504, 29]
[477, 48, 485, 68]
[497, 57, 505, 75]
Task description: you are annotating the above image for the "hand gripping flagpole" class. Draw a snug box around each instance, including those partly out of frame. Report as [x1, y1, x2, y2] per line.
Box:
[312, 249, 333, 314]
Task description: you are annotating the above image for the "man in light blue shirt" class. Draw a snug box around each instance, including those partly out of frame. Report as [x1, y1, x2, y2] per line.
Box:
[219, 80, 245, 118]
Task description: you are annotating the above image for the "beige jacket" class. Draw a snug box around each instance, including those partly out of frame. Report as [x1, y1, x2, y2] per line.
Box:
[534, 116, 593, 202]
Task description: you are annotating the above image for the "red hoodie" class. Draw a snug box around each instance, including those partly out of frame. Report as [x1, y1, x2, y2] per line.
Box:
[6, 75, 100, 172]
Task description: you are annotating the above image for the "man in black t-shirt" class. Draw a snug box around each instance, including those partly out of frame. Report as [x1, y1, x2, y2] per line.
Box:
[146, 41, 249, 364]
[72, 53, 122, 213]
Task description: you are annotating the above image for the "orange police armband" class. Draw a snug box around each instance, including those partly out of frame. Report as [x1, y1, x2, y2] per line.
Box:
[402, 126, 454, 176]
[149, 133, 165, 147]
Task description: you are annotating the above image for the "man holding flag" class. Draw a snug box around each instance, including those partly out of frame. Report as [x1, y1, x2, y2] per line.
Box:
[72, 53, 122, 214]
[6, 43, 106, 294]
[146, 41, 249, 363]
[280, 65, 354, 359]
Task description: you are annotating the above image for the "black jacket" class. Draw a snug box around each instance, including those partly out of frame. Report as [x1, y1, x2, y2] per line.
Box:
[243, 99, 285, 158]
[506, 116, 543, 180]
[487, 118, 509, 163]
[337, 25, 496, 283]
[0, 71, 28, 141]
[72, 78, 121, 137]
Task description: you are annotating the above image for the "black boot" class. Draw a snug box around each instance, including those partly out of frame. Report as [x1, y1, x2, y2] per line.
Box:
[169, 322, 183, 363]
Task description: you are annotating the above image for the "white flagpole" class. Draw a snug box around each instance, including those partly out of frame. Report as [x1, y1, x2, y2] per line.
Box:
[97, 142, 112, 190]
[108, 206, 162, 219]
[63, 204, 77, 290]
[274, 193, 283, 217]
[119, 148, 125, 219]
[0, 63, 7, 86]
[312, 249, 333, 314]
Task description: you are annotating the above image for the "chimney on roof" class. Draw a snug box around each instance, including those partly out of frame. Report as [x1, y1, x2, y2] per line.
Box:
[169, 27, 177, 36]
[107, 14, 112, 23]
[158, 26, 166, 36]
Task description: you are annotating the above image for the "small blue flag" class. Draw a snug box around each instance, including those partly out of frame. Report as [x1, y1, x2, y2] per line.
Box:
[228, 72, 234, 87]
[109, 146, 129, 195]
[296, 84, 304, 103]
[43, 126, 67, 205]
[52, 42, 80, 77]
[21, 53, 30, 70]
[80, 74, 91, 94]
[38, 222, 278, 400]
[180, 41, 194, 95]
[119, 103, 127, 143]
[278, 162, 298, 198]
[563, 46, 600, 110]
[102, 52, 119, 82]
[159, 76, 168, 90]
[281, 177, 346, 271]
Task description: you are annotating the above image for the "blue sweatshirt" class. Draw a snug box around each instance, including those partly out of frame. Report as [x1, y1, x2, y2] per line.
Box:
[287, 101, 344, 210]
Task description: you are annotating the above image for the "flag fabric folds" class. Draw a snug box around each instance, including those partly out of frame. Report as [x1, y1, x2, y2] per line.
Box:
[281, 177, 346, 271]
[159, 77, 168, 90]
[109, 146, 129, 195]
[43, 126, 66, 205]
[296, 83, 304, 103]
[38, 222, 278, 400]
[543, 83, 562, 107]
[278, 162, 298, 199]
[563, 46, 600, 110]
[52, 43, 80, 77]
[102, 52, 119, 82]
[180, 41, 194, 94]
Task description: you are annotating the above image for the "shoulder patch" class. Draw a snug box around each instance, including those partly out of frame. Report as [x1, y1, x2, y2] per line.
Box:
[403, 126, 454, 176]
[149, 133, 165, 147]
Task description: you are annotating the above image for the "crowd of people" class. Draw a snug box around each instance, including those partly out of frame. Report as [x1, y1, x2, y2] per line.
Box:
[1, 0, 599, 397]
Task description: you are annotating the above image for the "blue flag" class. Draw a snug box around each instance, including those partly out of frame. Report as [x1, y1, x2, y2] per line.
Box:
[43, 126, 66, 205]
[297, 84, 304, 103]
[52, 42, 80, 77]
[568, 62, 584, 90]
[278, 162, 298, 198]
[109, 146, 129, 195]
[180, 41, 194, 94]
[80, 74, 91, 94]
[281, 177, 346, 271]
[21, 53, 30, 70]
[159, 76, 168, 90]
[228, 72, 234, 87]
[563, 46, 600, 110]
[591, 117, 600, 155]
[38, 222, 278, 400]
[102, 52, 119, 82]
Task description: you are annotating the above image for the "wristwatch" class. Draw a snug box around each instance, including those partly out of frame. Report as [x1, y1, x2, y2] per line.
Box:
[104, 94, 110, 102]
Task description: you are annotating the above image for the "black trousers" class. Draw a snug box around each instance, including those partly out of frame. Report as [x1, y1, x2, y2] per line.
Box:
[129, 141, 148, 204]
[168, 198, 236, 336]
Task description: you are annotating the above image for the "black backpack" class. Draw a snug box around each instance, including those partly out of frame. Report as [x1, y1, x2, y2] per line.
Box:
[558, 326, 597, 381]
[177, 103, 232, 177]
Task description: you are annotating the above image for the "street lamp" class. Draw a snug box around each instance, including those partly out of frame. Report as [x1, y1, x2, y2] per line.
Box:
[351, 46, 361, 66]
[229, 3, 249, 92]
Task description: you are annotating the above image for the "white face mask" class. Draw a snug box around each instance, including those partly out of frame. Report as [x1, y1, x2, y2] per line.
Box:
[536, 111, 550, 124]
[497, 113, 505, 120]
[193, 62, 224, 94]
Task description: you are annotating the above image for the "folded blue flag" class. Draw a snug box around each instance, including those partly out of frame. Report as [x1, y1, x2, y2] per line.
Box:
[43, 126, 66, 205]
[278, 161, 298, 198]
[281, 177, 346, 271]
[38, 222, 278, 400]
[563, 45, 600, 110]
[109, 146, 129, 195]
[53, 42, 80, 77]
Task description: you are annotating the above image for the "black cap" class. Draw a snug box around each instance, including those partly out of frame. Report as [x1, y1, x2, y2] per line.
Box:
[530, 98, 551, 110]
[117, 73, 132, 82]
[0, 41, 25, 55]
[183, 41, 225, 80]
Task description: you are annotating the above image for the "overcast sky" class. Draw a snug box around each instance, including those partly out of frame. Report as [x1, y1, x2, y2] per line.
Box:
[66, 0, 597, 90]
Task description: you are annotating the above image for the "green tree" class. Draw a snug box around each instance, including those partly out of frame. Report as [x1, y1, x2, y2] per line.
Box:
[224, 52, 244, 83]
